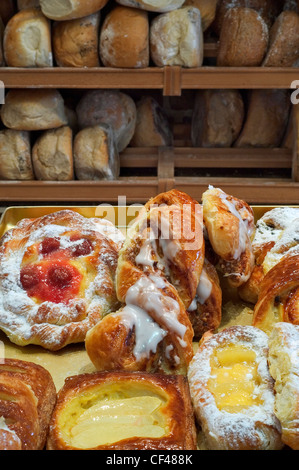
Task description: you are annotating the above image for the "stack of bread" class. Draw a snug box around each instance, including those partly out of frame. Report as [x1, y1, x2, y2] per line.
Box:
[0, 0, 298, 69]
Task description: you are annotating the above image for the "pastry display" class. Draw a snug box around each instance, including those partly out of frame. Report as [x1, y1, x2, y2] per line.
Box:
[47, 371, 197, 450]
[0, 358, 56, 450]
[268, 322, 299, 450]
[0, 210, 123, 350]
[188, 325, 283, 450]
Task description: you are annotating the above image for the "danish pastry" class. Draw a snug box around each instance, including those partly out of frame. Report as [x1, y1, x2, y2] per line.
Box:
[0, 210, 122, 350]
[268, 322, 299, 450]
[0, 358, 56, 450]
[188, 325, 283, 450]
[47, 371, 197, 450]
[252, 254, 299, 334]
[202, 186, 255, 288]
[86, 189, 205, 374]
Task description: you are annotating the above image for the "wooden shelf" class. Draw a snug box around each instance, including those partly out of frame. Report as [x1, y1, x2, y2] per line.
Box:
[0, 66, 298, 96]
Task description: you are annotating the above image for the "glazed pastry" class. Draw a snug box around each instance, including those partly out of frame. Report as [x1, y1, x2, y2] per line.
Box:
[0, 358, 56, 450]
[188, 325, 283, 450]
[0, 210, 123, 350]
[47, 371, 197, 450]
[187, 258, 222, 338]
[268, 322, 299, 450]
[86, 189, 205, 374]
[252, 253, 299, 334]
[202, 186, 255, 288]
[239, 207, 299, 304]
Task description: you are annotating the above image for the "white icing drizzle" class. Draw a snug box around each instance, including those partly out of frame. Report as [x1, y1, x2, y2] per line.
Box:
[196, 268, 212, 305]
[135, 239, 156, 268]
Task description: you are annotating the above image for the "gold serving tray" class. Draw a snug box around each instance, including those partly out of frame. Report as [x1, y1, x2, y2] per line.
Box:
[0, 204, 288, 391]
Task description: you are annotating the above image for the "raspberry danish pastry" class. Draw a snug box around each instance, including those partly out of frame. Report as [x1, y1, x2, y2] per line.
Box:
[86, 190, 205, 374]
[0, 210, 122, 350]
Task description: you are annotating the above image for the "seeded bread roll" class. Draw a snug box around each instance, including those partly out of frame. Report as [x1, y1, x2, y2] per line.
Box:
[150, 6, 204, 67]
[191, 89, 245, 148]
[40, 0, 109, 21]
[262, 11, 299, 67]
[32, 126, 74, 181]
[17, 0, 40, 9]
[217, 7, 269, 66]
[234, 89, 291, 148]
[76, 90, 137, 152]
[0, 129, 34, 180]
[3, 8, 53, 67]
[115, 0, 185, 12]
[130, 96, 173, 147]
[1, 89, 68, 131]
[74, 124, 120, 180]
[183, 0, 217, 31]
[100, 6, 149, 68]
[53, 12, 100, 67]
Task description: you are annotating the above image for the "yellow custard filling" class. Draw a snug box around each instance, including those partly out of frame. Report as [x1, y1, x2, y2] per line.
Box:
[208, 344, 262, 413]
[58, 383, 169, 448]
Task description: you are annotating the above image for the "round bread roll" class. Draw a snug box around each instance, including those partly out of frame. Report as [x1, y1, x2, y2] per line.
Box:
[74, 124, 120, 180]
[100, 6, 149, 68]
[150, 6, 204, 67]
[115, 0, 185, 12]
[217, 7, 269, 67]
[76, 90, 137, 152]
[0, 129, 34, 180]
[17, 0, 40, 9]
[263, 11, 299, 67]
[191, 89, 245, 148]
[183, 0, 217, 31]
[1, 89, 68, 131]
[40, 0, 109, 21]
[53, 12, 101, 67]
[32, 126, 74, 181]
[130, 96, 173, 147]
[234, 89, 291, 148]
[3, 8, 53, 67]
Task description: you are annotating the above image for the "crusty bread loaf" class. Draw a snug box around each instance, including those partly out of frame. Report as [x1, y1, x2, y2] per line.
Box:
[53, 12, 100, 67]
[40, 0, 108, 21]
[17, 0, 40, 9]
[183, 0, 217, 31]
[130, 96, 173, 147]
[1, 89, 68, 131]
[263, 11, 299, 67]
[74, 124, 119, 180]
[3, 8, 53, 67]
[150, 6, 204, 67]
[76, 90, 137, 152]
[191, 89, 245, 148]
[115, 0, 185, 12]
[32, 126, 74, 181]
[217, 7, 269, 66]
[0, 129, 34, 180]
[100, 6, 149, 68]
[234, 89, 291, 148]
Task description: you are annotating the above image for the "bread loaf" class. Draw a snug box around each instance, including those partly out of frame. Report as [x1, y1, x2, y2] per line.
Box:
[17, 0, 40, 9]
[3, 8, 53, 67]
[53, 13, 100, 67]
[76, 90, 137, 152]
[191, 90, 245, 148]
[74, 124, 119, 180]
[115, 0, 185, 12]
[100, 6, 149, 68]
[40, 0, 108, 21]
[234, 90, 291, 148]
[150, 6, 204, 67]
[183, 0, 217, 31]
[217, 7, 269, 66]
[32, 126, 74, 181]
[0, 129, 34, 180]
[130, 96, 173, 147]
[263, 11, 299, 67]
[1, 89, 68, 131]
